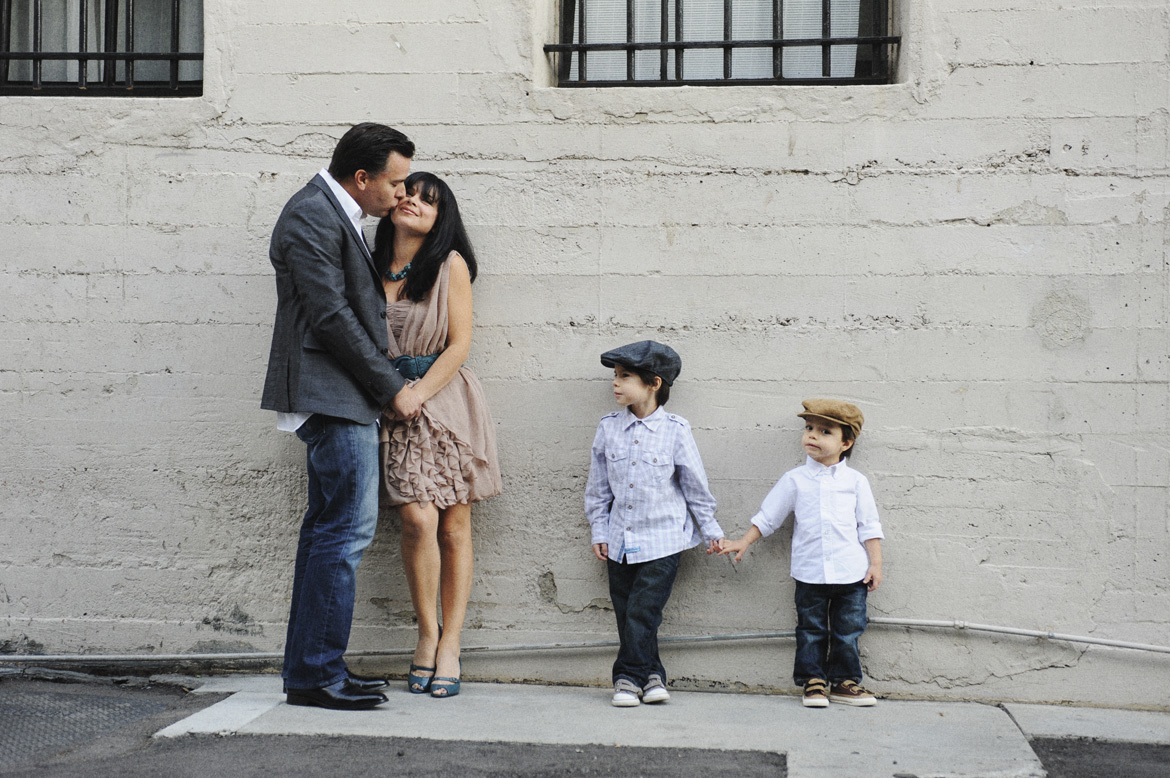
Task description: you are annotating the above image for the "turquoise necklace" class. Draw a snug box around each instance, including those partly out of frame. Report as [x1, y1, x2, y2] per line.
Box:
[384, 263, 411, 282]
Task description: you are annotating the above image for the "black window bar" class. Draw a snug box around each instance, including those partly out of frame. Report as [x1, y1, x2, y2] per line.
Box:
[0, 0, 203, 96]
[547, 0, 899, 87]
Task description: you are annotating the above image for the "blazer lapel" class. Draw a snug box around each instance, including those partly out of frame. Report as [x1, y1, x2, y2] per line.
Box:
[310, 174, 375, 267]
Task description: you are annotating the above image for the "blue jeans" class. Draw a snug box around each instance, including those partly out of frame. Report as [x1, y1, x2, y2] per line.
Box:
[607, 553, 681, 687]
[793, 579, 868, 686]
[282, 414, 380, 690]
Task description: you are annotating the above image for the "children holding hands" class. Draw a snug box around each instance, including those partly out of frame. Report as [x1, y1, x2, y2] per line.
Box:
[584, 341, 724, 707]
[583, 340, 883, 710]
[721, 399, 884, 707]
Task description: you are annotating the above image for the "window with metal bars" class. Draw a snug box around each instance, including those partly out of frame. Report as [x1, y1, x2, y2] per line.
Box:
[1, 0, 202, 96]
[545, 0, 898, 86]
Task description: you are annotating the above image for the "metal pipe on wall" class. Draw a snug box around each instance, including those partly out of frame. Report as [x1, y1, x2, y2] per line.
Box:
[0, 620, 1167, 665]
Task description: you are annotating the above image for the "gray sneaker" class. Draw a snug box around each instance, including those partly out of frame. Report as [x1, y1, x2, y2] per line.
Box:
[612, 678, 641, 707]
[642, 674, 670, 704]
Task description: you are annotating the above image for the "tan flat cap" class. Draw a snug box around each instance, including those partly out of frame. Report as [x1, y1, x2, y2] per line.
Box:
[797, 399, 864, 436]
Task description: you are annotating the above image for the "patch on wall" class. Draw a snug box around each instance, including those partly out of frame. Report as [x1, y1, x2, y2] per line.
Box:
[1031, 290, 1091, 349]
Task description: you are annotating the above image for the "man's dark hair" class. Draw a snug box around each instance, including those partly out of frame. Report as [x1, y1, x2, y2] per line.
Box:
[329, 123, 415, 181]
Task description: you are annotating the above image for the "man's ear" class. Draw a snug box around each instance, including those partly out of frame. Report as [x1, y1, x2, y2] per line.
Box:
[352, 169, 370, 190]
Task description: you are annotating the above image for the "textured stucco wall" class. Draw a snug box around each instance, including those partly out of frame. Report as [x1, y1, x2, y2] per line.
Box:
[1, 0, 1167, 707]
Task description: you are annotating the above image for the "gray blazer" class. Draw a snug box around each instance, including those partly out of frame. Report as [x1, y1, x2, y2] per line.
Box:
[261, 174, 405, 424]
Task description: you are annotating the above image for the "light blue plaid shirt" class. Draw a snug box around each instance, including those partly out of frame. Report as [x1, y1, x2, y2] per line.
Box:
[585, 407, 722, 563]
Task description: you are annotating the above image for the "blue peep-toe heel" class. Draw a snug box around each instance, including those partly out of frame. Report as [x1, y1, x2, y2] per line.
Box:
[408, 664, 435, 694]
[409, 626, 442, 694]
[430, 659, 462, 699]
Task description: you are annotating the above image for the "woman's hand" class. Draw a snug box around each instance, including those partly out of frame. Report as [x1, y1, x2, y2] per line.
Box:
[706, 538, 724, 555]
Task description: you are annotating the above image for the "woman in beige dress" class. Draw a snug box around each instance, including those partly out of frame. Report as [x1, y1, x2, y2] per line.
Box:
[373, 172, 502, 698]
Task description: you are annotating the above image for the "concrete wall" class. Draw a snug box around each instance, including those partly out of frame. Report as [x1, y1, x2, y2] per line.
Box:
[2, 0, 1167, 707]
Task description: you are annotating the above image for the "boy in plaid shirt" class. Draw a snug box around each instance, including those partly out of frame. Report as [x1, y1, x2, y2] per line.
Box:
[585, 341, 724, 707]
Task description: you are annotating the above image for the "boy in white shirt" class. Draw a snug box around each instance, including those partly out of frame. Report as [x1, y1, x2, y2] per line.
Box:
[721, 399, 883, 707]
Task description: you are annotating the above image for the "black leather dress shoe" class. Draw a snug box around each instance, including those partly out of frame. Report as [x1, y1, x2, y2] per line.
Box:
[282, 672, 389, 694]
[286, 680, 387, 710]
[345, 671, 390, 691]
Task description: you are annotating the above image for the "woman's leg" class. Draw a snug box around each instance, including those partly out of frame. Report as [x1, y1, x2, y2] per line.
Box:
[433, 502, 473, 690]
[399, 501, 441, 686]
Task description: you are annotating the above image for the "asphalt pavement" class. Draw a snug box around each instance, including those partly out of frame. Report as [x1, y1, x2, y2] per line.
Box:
[2, 671, 1169, 777]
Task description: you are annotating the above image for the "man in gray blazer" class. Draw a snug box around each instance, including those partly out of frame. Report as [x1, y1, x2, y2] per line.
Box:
[262, 123, 421, 710]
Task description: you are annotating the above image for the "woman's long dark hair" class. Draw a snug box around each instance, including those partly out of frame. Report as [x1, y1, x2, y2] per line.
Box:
[373, 172, 478, 302]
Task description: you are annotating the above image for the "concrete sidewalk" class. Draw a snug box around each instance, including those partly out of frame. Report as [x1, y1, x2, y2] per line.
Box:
[155, 675, 1170, 778]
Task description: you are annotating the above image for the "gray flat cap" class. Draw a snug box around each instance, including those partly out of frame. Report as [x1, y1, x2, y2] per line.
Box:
[600, 340, 682, 386]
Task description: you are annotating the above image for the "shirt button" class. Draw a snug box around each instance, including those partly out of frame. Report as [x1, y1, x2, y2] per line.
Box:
[627, 505, 633, 510]
[627, 526, 632, 531]
[634, 439, 639, 444]
[629, 483, 634, 488]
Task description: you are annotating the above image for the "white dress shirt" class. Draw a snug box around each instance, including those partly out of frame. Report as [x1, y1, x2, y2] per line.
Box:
[750, 456, 883, 584]
[585, 407, 722, 563]
[276, 169, 368, 434]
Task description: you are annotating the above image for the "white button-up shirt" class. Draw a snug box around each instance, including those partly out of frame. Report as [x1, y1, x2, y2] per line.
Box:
[751, 456, 883, 584]
[585, 407, 722, 563]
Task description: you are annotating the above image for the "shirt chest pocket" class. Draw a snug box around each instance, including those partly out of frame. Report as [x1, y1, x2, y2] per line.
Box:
[641, 451, 674, 483]
[606, 448, 631, 482]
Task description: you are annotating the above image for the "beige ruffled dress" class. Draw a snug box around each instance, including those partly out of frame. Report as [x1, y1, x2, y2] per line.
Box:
[380, 253, 502, 508]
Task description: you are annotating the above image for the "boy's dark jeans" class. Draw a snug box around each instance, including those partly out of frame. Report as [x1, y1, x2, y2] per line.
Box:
[793, 579, 868, 686]
[607, 552, 681, 687]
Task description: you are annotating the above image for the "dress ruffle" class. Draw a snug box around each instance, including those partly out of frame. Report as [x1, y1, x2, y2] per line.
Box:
[383, 409, 474, 509]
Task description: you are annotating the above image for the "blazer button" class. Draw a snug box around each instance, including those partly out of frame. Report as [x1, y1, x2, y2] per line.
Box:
[380, 311, 386, 319]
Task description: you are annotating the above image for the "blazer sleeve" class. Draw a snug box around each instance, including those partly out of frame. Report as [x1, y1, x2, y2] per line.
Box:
[276, 195, 405, 407]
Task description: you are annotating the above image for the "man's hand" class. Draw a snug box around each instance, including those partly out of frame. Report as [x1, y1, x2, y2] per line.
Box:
[390, 385, 423, 419]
